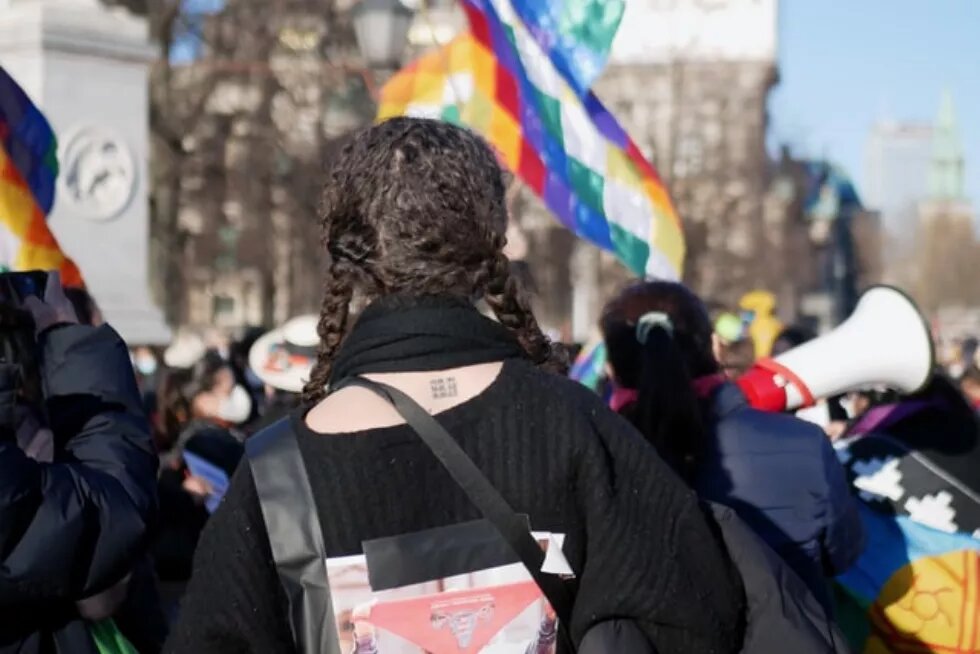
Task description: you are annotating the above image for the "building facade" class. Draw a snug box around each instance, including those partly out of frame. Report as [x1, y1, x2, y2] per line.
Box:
[149, 0, 375, 331]
[152, 0, 479, 332]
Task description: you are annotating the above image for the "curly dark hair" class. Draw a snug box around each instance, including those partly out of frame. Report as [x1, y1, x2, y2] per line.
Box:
[302, 117, 563, 403]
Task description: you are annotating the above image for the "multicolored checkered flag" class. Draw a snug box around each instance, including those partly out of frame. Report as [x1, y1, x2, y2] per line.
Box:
[378, 0, 684, 280]
[0, 66, 83, 286]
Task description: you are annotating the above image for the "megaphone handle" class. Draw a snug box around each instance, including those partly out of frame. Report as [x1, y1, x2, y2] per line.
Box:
[756, 358, 815, 409]
[737, 366, 787, 412]
[737, 359, 815, 412]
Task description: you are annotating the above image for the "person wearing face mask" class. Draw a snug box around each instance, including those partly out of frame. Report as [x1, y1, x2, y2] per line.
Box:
[153, 352, 245, 619]
[182, 352, 254, 436]
[132, 346, 161, 388]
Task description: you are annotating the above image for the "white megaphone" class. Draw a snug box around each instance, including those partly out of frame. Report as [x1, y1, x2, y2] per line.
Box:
[737, 286, 934, 412]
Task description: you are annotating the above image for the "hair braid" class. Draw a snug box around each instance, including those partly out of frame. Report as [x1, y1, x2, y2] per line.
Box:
[302, 262, 353, 404]
[484, 250, 567, 374]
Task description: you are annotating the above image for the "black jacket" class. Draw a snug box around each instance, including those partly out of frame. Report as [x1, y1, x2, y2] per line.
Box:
[577, 505, 850, 654]
[708, 504, 850, 653]
[0, 324, 160, 653]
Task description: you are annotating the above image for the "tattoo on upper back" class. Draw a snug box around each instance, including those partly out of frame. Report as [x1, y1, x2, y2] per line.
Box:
[430, 377, 459, 399]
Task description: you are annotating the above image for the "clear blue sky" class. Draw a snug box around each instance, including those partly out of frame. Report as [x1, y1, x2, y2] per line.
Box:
[769, 0, 980, 210]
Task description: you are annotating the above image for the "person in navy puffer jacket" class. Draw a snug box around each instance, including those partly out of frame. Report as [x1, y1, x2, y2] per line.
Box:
[601, 280, 865, 613]
[0, 273, 162, 653]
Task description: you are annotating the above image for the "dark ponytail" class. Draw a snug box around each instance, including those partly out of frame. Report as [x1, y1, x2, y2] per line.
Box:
[601, 281, 719, 484]
[632, 322, 707, 483]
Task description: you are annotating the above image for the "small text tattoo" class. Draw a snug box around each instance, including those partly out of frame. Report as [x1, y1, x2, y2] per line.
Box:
[430, 377, 459, 399]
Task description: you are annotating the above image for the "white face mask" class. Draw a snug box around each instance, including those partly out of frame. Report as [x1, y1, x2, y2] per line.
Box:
[216, 385, 253, 425]
[135, 356, 158, 377]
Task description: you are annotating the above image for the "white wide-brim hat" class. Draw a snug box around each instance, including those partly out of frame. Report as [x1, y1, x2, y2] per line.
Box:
[248, 315, 319, 393]
[163, 331, 207, 369]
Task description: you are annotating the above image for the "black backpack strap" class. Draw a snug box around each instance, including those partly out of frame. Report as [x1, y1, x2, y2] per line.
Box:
[337, 377, 577, 631]
[245, 419, 341, 654]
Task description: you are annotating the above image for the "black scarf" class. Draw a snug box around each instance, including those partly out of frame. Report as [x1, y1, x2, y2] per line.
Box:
[329, 295, 527, 384]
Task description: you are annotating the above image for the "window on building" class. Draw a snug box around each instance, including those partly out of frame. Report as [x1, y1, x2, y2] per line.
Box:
[212, 295, 236, 322]
[673, 134, 704, 178]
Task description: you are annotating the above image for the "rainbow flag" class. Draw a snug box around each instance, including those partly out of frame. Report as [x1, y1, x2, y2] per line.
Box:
[507, 0, 624, 95]
[0, 66, 83, 286]
[569, 338, 606, 391]
[378, 0, 684, 280]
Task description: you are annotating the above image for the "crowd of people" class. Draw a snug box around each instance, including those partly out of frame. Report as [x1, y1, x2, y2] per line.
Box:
[0, 117, 977, 654]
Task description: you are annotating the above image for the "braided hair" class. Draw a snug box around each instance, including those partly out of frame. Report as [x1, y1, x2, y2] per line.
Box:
[302, 118, 564, 403]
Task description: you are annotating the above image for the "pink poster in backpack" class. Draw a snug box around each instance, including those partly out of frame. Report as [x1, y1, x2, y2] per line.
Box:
[325, 520, 570, 654]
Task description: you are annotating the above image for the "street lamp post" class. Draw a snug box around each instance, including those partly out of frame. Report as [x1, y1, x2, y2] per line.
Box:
[351, 0, 416, 75]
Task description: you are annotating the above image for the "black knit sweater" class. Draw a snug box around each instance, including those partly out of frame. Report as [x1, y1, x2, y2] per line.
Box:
[164, 360, 745, 654]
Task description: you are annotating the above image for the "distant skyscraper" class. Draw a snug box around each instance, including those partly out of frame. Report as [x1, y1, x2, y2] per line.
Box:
[864, 120, 933, 240]
[927, 89, 967, 202]
[918, 89, 973, 227]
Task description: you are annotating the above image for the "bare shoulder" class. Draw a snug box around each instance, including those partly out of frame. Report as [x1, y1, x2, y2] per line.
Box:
[305, 361, 505, 434]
